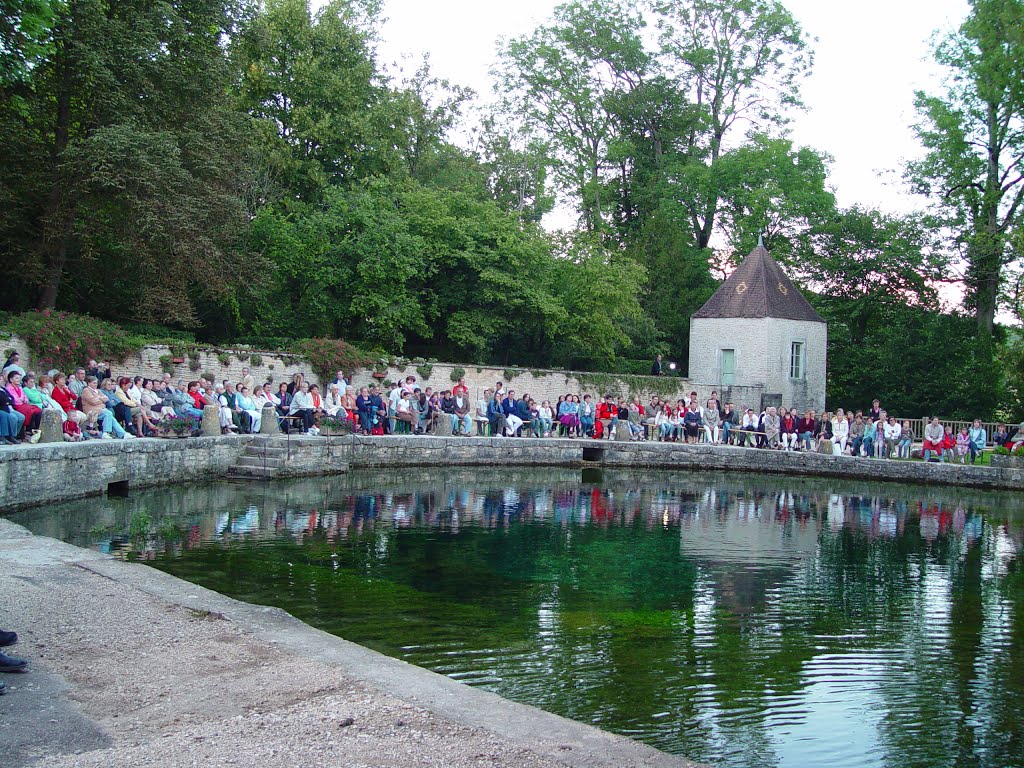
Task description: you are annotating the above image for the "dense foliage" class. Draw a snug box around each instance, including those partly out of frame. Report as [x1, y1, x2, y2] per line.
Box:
[0, 0, 1021, 420]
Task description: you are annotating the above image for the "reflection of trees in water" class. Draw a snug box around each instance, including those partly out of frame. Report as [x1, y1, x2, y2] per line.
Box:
[15, 469, 1024, 768]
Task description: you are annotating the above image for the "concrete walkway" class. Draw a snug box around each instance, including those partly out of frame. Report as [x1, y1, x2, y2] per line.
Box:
[0, 518, 700, 768]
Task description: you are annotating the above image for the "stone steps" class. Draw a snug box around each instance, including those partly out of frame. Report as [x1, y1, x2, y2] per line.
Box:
[227, 438, 290, 480]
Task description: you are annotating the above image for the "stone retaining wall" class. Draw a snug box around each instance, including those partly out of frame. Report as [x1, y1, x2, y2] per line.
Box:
[0, 436, 253, 512]
[3, 435, 1020, 515]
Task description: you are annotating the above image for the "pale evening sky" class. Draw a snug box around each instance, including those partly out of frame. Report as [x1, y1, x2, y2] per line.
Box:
[374, 0, 970, 221]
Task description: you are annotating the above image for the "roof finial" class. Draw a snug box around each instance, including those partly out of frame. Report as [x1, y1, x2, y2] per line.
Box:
[757, 232, 765, 249]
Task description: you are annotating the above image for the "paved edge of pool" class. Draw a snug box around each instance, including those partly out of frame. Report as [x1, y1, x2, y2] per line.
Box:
[0, 517, 705, 768]
[2, 434, 1021, 514]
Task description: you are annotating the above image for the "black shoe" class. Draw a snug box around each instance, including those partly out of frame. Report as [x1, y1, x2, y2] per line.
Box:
[0, 651, 27, 671]
[0, 630, 16, 647]
[3, 436, 18, 445]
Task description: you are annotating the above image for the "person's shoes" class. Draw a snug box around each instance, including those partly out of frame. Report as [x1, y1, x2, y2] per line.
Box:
[0, 630, 17, 647]
[3, 436, 18, 445]
[0, 651, 28, 671]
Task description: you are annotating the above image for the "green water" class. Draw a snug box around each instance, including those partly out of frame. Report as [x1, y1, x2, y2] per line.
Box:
[10, 468, 1024, 768]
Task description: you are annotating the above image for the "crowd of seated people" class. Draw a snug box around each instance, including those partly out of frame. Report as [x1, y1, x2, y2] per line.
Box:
[3, 351, 1022, 462]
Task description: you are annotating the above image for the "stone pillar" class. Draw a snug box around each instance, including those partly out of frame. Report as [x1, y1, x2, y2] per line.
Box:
[201, 404, 220, 437]
[259, 405, 279, 434]
[39, 409, 65, 443]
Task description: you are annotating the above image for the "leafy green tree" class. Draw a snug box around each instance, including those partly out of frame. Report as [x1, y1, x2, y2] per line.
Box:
[496, 0, 651, 232]
[652, 0, 813, 250]
[907, 0, 1024, 410]
[0, 0, 254, 324]
[0, 0, 54, 85]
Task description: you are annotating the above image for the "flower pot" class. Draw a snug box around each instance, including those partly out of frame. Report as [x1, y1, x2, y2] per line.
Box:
[372, 371, 387, 379]
[171, 357, 185, 364]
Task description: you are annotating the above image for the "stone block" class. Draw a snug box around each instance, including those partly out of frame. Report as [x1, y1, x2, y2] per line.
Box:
[39, 408, 65, 444]
[260, 405, 279, 434]
[201, 404, 220, 437]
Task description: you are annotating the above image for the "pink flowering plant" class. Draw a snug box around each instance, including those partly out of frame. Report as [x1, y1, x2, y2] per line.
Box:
[7, 311, 141, 374]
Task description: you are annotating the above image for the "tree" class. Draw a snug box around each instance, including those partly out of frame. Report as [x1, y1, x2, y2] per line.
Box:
[0, 0, 54, 86]
[0, 0, 255, 323]
[496, 0, 651, 232]
[907, 0, 1024, 361]
[652, 0, 813, 250]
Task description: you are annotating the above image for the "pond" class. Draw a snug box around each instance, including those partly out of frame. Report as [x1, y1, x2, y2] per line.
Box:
[8, 468, 1024, 768]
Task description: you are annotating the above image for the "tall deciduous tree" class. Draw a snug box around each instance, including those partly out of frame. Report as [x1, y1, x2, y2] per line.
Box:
[0, 0, 254, 323]
[907, 0, 1024, 355]
[652, 0, 812, 250]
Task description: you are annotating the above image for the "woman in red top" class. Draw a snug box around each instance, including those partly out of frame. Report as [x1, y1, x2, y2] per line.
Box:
[187, 381, 206, 411]
[51, 372, 87, 424]
[4, 371, 42, 432]
[780, 409, 798, 451]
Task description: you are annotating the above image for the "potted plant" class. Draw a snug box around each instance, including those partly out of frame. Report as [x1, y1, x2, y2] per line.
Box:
[318, 415, 352, 437]
[160, 415, 198, 438]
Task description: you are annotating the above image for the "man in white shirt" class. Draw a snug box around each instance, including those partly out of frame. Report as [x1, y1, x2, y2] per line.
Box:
[388, 383, 403, 433]
[883, 418, 902, 458]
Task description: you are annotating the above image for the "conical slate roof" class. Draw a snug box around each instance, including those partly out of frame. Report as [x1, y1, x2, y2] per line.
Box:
[692, 240, 824, 323]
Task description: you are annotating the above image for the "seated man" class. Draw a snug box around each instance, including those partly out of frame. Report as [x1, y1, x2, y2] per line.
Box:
[921, 417, 945, 462]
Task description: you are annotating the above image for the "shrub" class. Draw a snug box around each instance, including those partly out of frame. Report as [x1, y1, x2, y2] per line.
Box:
[5, 311, 141, 375]
[449, 366, 466, 382]
[503, 368, 521, 381]
[201, 371, 216, 383]
[250, 353, 262, 367]
[188, 359, 201, 372]
[295, 338, 373, 385]
[216, 352, 231, 367]
[235, 351, 251, 363]
[158, 355, 175, 374]
[416, 363, 433, 381]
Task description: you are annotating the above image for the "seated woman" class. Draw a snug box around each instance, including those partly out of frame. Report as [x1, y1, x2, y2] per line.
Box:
[831, 409, 849, 454]
[214, 385, 237, 433]
[538, 400, 554, 438]
[967, 419, 986, 465]
[815, 413, 834, 454]
[82, 377, 130, 439]
[703, 401, 721, 444]
[51, 374, 84, 423]
[487, 392, 507, 437]
[683, 402, 703, 443]
[116, 376, 154, 436]
[579, 395, 595, 438]
[0, 382, 25, 443]
[23, 373, 65, 424]
[275, 382, 292, 420]
[779, 409, 798, 451]
[181, 381, 206, 420]
[340, 386, 358, 427]
[763, 406, 781, 449]
[236, 386, 261, 433]
[139, 379, 170, 423]
[5, 372, 42, 435]
[323, 383, 345, 417]
[862, 417, 878, 458]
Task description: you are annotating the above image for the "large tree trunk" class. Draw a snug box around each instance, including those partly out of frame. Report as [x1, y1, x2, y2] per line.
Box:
[37, 26, 75, 310]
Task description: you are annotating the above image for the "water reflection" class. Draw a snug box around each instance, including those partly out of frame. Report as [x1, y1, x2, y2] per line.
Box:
[9, 469, 1024, 768]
